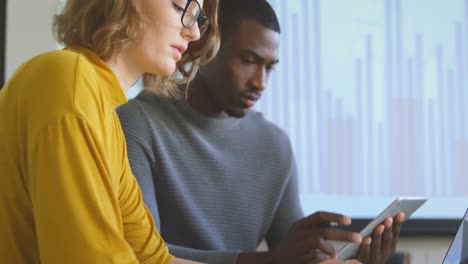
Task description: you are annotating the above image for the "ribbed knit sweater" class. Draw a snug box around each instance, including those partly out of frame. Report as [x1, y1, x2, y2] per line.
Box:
[116, 90, 304, 264]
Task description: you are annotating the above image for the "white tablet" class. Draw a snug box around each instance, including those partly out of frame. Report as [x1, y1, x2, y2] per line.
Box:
[337, 197, 428, 261]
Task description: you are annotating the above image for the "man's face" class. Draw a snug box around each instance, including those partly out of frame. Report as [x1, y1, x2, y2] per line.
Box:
[200, 19, 280, 117]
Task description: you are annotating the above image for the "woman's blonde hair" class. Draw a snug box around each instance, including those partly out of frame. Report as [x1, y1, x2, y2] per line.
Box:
[53, 0, 220, 96]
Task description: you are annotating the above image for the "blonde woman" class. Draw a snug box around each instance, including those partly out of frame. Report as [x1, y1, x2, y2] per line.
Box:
[0, 0, 218, 263]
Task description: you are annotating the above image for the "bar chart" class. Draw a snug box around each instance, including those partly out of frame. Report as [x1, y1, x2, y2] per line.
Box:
[257, 0, 468, 217]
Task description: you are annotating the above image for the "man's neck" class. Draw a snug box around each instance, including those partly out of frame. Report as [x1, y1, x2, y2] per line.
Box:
[186, 76, 227, 118]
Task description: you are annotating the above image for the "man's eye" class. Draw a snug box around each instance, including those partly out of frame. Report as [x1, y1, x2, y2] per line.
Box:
[241, 57, 255, 64]
[172, 2, 184, 13]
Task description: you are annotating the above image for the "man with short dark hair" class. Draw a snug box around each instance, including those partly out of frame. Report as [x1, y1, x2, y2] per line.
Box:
[117, 1, 403, 263]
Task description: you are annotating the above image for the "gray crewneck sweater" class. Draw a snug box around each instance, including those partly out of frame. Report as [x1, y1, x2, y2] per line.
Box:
[116, 90, 303, 264]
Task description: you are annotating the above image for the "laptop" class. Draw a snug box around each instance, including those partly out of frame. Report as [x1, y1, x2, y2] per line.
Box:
[442, 209, 468, 264]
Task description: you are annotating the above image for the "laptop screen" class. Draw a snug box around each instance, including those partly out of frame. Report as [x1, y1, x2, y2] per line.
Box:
[443, 209, 468, 264]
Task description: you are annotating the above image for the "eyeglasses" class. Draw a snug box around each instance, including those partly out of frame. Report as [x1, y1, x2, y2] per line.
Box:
[181, 0, 209, 36]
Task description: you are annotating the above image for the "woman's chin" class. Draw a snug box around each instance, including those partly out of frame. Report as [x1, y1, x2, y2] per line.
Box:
[151, 62, 177, 77]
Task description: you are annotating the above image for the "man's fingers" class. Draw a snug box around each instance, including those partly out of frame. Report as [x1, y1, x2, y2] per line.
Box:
[383, 216, 393, 229]
[293, 212, 360, 242]
[391, 212, 404, 252]
[356, 237, 372, 263]
[299, 211, 352, 228]
[302, 249, 332, 263]
[292, 231, 337, 257]
[320, 226, 362, 243]
[382, 224, 394, 257]
[315, 236, 338, 259]
[370, 224, 384, 263]
[395, 212, 405, 223]
[321, 260, 362, 264]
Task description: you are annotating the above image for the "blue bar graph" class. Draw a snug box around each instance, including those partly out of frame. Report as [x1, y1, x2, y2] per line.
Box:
[256, 0, 468, 202]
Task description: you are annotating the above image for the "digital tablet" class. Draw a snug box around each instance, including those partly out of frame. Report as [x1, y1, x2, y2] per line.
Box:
[337, 197, 428, 261]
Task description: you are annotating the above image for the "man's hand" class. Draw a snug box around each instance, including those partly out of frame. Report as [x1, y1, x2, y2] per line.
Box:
[270, 212, 362, 264]
[355, 212, 404, 264]
[321, 260, 362, 264]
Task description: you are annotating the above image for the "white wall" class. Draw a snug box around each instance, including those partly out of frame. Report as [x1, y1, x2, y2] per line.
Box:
[6, 0, 59, 81]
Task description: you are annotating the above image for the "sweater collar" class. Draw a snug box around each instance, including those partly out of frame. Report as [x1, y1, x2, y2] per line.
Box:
[138, 90, 244, 132]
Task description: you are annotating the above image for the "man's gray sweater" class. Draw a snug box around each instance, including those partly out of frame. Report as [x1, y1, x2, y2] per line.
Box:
[116, 90, 303, 264]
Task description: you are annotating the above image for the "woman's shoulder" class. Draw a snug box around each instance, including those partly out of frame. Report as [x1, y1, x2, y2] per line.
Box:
[8, 48, 120, 122]
[9, 49, 98, 90]
[27, 49, 89, 69]
[26, 48, 106, 76]
[5, 49, 94, 100]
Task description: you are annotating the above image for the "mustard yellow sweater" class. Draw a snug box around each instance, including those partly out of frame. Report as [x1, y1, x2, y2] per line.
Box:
[0, 47, 172, 264]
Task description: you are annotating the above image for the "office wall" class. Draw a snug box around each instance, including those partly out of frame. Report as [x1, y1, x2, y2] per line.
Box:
[1, 1, 6, 86]
[5, 0, 58, 81]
